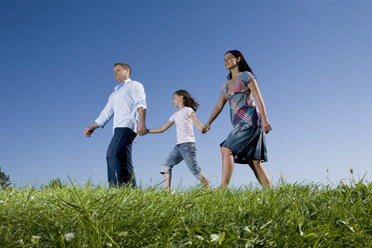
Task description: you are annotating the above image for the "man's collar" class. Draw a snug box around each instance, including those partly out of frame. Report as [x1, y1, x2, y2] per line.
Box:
[122, 78, 131, 84]
[120, 78, 131, 85]
[115, 79, 131, 90]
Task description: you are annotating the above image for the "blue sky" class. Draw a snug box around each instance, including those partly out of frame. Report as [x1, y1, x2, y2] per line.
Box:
[1, 0, 371, 188]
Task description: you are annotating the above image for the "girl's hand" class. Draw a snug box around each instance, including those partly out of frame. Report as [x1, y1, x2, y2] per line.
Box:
[261, 119, 272, 134]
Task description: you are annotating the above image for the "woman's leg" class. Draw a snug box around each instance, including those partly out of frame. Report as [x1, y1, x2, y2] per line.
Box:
[248, 159, 272, 189]
[219, 146, 235, 187]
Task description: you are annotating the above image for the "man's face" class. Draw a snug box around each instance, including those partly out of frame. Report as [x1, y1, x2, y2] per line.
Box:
[114, 65, 128, 83]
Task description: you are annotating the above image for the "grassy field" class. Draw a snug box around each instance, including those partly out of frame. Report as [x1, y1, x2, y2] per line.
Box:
[0, 178, 371, 247]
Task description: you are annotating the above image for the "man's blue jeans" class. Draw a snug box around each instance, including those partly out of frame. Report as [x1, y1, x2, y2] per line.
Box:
[106, 127, 137, 187]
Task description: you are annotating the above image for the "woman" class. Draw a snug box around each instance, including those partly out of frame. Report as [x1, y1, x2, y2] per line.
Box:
[204, 50, 272, 189]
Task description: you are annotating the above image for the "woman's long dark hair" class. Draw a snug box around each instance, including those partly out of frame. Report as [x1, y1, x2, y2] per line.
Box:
[174, 89, 200, 112]
[225, 50, 254, 80]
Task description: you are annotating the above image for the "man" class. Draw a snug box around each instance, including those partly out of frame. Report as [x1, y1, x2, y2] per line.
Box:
[84, 63, 147, 187]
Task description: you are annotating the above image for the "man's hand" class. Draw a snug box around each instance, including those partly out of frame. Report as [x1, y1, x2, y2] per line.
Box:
[84, 127, 95, 137]
[137, 122, 147, 136]
[84, 123, 99, 137]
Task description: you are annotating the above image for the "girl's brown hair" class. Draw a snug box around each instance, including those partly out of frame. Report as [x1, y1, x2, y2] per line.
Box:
[174, 89, 200, 111]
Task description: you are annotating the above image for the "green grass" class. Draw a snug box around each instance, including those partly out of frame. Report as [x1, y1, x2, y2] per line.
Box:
[0, 179, 371, 247]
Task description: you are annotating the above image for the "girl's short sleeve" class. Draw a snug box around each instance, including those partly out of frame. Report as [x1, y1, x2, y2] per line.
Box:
[169, 112, 176, 122]
[240, 71, 256, 86]
[185, 107, 194, 117]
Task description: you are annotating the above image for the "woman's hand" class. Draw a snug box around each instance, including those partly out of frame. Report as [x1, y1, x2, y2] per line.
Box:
[261, 118, 272, 134]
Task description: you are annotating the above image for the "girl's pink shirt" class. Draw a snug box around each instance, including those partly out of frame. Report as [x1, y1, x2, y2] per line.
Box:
[169, 107, 195, 144]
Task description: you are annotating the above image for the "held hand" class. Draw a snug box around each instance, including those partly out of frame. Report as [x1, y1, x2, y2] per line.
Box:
[137, 123, 147, 136]
[261, 119, 272, 134]
[202, 124, 210, 134]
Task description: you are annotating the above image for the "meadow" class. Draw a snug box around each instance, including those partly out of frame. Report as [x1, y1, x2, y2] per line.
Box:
[0, 178, 371, 247]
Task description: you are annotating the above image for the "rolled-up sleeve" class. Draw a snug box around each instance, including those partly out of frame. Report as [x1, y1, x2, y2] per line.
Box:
[132, 82, 147, 110]
[95, 96, 114, 127]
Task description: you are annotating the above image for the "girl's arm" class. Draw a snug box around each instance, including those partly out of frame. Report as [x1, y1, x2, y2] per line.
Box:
[204, 93, 227, 131]
[248, 79, 272, 134]
[147, 121, 174, 134]
[190, 112, 204, 132]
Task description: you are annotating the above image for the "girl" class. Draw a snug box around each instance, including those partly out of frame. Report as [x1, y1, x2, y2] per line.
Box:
[203, 50, 272, 190]
[147, 90, 210, 191]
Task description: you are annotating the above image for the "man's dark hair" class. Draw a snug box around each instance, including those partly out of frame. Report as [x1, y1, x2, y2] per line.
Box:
[114, 63, 131, 75]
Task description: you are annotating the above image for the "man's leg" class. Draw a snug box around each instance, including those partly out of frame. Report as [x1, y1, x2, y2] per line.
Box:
[106, 128, 137, 187]
[122, 142, 136, 187]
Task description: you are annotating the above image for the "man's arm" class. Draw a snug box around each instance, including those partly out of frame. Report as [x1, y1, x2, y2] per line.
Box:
[95, 96, 114, 128]
[132, 82, 147, 136]
[84, 96, 113, 138]
[137, 107, 147, 136]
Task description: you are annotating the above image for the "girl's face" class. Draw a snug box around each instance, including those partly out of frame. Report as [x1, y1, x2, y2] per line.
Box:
[224, 53, 240, 70]
[173, 94, 184, 108]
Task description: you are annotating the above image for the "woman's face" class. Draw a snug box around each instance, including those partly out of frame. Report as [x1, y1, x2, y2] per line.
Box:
[224, 53, 239, 70]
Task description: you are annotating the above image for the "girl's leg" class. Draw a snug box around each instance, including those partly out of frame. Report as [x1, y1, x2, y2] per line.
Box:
[164, 173, 171, 192]
[248, 159, 272, 189]
[200, 176, 211, 189]
[219, 146, 235, 188]
[179, 143, 210, 189]
[161, 145, 183, 192]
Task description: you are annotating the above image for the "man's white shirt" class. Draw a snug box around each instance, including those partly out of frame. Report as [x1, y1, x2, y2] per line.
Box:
[95, 79, 146, 133]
